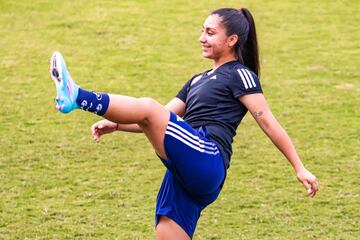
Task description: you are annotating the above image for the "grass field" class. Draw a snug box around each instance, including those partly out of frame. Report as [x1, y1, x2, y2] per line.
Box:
[0, 0, 359, 239]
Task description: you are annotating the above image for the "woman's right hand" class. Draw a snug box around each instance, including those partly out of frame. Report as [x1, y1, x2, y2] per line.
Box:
[91, 119, 118, 142]
[296, 167, 319, 197]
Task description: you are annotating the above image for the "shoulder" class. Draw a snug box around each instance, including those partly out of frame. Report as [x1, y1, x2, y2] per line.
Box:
[221, 62, 262, 97]
[189, 69, 211, 86]
[230, 62, 258, 80]
[183, 72, 202, 87]
[229, 63, 260, 89]
[216, 61, 257, 81]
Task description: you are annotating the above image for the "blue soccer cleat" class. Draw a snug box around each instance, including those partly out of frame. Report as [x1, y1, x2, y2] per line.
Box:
[50, 51, 80, 113]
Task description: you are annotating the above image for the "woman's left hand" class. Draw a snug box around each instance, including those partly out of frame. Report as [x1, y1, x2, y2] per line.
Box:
[296, 168, 319, 197]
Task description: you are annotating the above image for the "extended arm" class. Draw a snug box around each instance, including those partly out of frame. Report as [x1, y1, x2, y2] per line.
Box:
[239, 93, 319, 197]
[91, 97, 185, 139]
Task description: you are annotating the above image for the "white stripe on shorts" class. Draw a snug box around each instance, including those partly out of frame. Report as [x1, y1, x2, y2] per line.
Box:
[167, 126, 217, 151]
[165, 130, 219, 155]
[168, 121, 215, 146]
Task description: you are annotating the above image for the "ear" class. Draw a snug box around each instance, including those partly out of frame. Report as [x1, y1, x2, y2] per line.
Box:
[227, 34, 238, 47]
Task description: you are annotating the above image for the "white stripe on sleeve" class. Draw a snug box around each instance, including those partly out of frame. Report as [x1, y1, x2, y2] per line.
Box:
[245, 69, 256, 87]
[241, 69, 253, 88]
[237, 69, 249, 89]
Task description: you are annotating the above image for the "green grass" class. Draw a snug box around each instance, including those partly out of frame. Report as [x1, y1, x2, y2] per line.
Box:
[0, 0, 359, 239]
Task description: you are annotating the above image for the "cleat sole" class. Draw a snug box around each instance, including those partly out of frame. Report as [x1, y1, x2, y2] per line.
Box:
[50, 51, 80, 113]
[51, 68, 61, 82]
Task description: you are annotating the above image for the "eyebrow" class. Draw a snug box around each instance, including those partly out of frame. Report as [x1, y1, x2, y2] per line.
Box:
[202, 25, 217, 31]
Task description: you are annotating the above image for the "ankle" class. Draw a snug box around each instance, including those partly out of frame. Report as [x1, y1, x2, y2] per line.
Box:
[76, 88, 110, 116]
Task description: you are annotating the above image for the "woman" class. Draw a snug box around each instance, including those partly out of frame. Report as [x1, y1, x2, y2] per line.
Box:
[50, 8, 318, 240]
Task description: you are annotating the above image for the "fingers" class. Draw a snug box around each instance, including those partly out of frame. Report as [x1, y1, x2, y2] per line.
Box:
[303, 177, 319, 198]
[92, 129, 101, 142]
[303, 181, 312, 195]
[309, 177, 319, 197]
[90, 120, 116, 143]
[91, 121, 104, 143]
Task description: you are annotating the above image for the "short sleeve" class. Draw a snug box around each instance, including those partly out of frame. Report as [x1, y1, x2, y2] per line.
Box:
[230, 67, 263, 98]
[176, 74, 200, 102]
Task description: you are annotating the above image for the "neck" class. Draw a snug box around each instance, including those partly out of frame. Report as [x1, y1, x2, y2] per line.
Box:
[212, 54, 237, 70]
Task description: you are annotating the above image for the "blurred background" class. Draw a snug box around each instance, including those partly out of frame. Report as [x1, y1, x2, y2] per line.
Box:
[0, 1, 359, 239]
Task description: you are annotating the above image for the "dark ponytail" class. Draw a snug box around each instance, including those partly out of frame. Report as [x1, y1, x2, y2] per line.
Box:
[211, 8, 260, 76]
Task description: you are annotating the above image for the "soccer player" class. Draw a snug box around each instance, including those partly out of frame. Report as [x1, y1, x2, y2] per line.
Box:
[50, 8, 318, 240]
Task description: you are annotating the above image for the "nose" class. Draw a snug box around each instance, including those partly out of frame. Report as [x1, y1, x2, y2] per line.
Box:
[199, 32, 206, 44]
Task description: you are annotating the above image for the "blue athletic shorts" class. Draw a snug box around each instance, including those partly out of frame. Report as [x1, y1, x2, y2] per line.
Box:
[155, 112, 226, 238]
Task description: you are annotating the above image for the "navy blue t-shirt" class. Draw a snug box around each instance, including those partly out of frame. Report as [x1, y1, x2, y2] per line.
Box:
[176, 60, 263, 169]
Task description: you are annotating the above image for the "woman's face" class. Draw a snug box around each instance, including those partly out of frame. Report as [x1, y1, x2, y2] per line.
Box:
[199, 14, 235, 61]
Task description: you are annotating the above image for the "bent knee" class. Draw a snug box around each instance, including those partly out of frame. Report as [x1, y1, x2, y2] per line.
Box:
[138, 97, 159, 109]
[138, 97, 168, 124]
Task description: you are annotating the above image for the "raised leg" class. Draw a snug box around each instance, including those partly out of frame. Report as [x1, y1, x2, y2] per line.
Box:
[104, 95, 170, 160]
[50, 51, 170, 159]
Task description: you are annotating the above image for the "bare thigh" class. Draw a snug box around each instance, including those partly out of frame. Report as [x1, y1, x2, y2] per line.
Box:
[156, 216, 191, 240]
[139, 105, 170, 160]
[104, 96, 170, 160]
